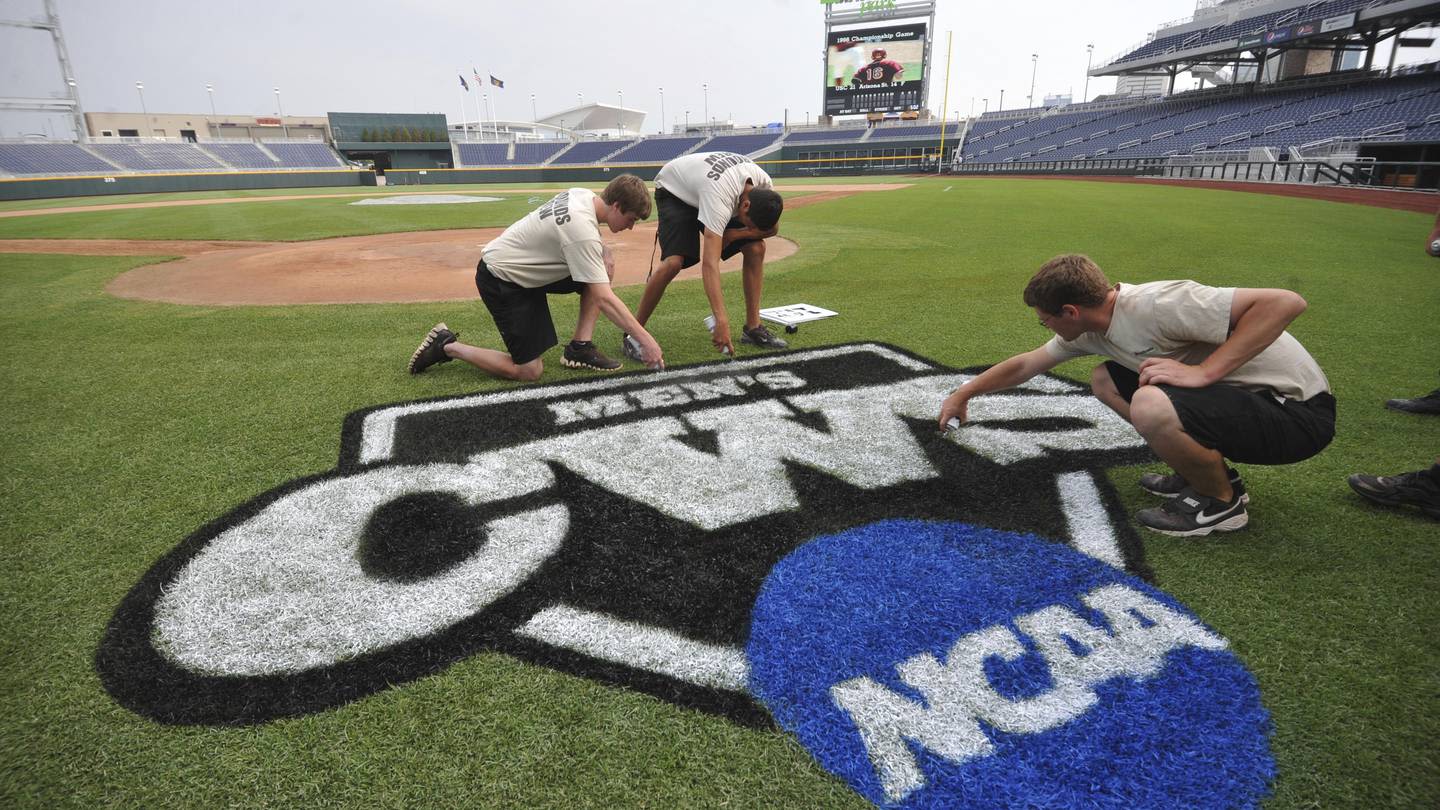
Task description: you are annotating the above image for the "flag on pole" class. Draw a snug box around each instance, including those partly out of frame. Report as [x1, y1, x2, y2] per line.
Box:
[473, 66, 483, 86]
[490, 75, 505, 89]
[458, 74, 469, 91]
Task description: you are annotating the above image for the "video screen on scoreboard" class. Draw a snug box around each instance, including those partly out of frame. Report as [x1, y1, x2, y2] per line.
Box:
[825, 22, 926, 116]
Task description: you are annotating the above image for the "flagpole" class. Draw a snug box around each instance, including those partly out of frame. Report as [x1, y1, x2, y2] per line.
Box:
[936, 29, 954, 175]
[457, 79, 469, 139]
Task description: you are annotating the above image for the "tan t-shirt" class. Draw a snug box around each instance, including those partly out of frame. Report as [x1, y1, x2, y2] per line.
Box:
[654, 152, 774, 235]
[481, 188, 608, 288]
[1043, 280, 1331, 401]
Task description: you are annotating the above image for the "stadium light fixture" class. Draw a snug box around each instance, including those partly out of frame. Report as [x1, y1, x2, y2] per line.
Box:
[999, 89, 1004, 111]
[273, 87, 288, 138]
[703, 83, 709, 133]
[530, 93, 537, 125]
[618, 90, 624, 134]
[658, 87, 664, 135]
[205, 83, 216, 117]
[134, 81, 148, 133]
[1084, 44, 1094, 103]
[982, 97, 988, 113]
[1029, 54, 1038, 108]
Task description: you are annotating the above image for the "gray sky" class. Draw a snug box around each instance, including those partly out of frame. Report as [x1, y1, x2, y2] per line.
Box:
[1, 0, 1432, 138]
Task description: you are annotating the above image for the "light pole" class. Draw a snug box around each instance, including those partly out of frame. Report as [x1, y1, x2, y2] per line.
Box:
[1028, 54, 1039, 108]
[998, 89, 1004, 111]
[530, 93, 537, 125]
[658, 87, 664, 134]
[205, 83, 216, 117]
[618, 89, 624, 134]
[982, 97, 988, 113]
[702, 83, 709, 133]
[1084, 43, 1094, 103]
[134, 81, 148, 136]
[684, 109, 690, 132]
[66, 78, 80, 140]
[274, 87, 288, 138]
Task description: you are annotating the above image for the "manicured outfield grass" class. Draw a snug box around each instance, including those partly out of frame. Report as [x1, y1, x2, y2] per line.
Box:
[1, 177, 1437, 807]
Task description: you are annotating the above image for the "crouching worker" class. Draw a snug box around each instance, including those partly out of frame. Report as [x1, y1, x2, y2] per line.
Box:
[938, 254, 1335, 537]
[408, 174, 664, 379]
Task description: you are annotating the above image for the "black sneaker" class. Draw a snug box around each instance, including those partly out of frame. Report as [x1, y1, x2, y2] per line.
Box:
[1347, 466, 1440, 519]
[1385, 388, 1440, 415]
[740, 324, 788, 349]
[1138, 467, 1249, 504]
[562, 340, 621, 371]
[1136, 487, 1249, 537]
[408, 323, 458, 374]
[620, 333, 645, 363]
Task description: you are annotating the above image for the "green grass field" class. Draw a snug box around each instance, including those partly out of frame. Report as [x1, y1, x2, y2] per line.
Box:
[2, 177, 1437, 807]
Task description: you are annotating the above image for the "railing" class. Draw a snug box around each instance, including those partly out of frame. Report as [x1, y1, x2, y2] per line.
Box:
[949, 157, 1440, 192]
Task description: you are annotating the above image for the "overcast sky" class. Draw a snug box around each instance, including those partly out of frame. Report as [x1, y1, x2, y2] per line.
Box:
[1, 0, 1432, 138]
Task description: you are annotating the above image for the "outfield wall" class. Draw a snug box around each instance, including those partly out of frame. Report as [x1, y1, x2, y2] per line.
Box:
[0, 169, 375, 201]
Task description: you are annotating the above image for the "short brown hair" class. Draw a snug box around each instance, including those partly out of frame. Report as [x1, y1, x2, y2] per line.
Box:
[602, 174, 652, 219]
[1023, 254, 1110, 314]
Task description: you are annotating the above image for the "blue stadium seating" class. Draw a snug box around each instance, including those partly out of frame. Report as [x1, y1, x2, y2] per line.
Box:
[868, 123, 967, 140]
[783, 128, 869, 143]
[89, 143, 225, 172]
[550, 140, 635, 164]
[456, 143, 511, 166]
[263, 142, 345, 168]
[0, 143, 119, 175]
[1109, 0, 1399, 66]
[962, 74, 1440, 163]
[606, 136, 705, 163]
[513, 142, 567, 164]
[202, 142, 280, 169]
[698, 133, 781, 154]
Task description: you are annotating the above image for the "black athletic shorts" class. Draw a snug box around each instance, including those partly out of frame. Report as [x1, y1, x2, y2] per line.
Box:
[1102, 361, 1335, 465]
[474, 259, 584, 365]
[655, 187, 758, 269]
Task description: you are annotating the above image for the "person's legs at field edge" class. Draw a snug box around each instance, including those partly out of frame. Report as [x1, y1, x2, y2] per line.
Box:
[739, 238, 766, 330]
[634, 253, 686, 326]
[444, 341, 543, 381]
[1128, 385, 1235, 503]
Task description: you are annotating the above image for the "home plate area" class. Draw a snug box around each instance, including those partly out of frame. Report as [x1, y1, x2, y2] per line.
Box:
[98, 343, 1275, 808]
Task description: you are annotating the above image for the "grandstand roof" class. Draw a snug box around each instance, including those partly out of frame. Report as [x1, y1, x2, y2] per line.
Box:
[536, 103, 646, 134]
[1092, 0, 1440, 77]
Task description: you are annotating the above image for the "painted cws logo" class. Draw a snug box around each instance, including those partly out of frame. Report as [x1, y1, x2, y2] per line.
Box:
[98, 344, 1273, 807]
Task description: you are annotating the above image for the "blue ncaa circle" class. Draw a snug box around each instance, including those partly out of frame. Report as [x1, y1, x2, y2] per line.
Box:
[745, 519, 1274, 809]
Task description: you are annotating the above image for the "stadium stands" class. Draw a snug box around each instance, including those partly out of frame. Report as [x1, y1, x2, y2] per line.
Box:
[550, 139, 635, 164]
[0, 142, 119, 175]
[962, 74, 1440, 163]
[783, 128, 869, 143]
[868, 123, 967, 140]
[606, 136, 705, 163]
[89, 143, 225, 172]
[456, 142, 569, 166]
[263, 142, 345, 168]
[699, 133, 782, 154]
[201, 141, 281, 169]
[455, 142, 511, 166]
[1108, 0, 1403, 66]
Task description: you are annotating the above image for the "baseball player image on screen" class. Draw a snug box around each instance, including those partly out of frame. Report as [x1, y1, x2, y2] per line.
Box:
[622, 151, 786, 358]
[851, 48, 905, 86]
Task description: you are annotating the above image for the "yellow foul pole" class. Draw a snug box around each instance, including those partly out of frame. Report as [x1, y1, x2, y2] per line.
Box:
[936, 29, 954, 174]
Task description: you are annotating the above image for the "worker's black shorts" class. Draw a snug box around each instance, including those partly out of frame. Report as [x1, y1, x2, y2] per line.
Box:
[474, 260, 583, 365]
[1102, 360, 1336, 465]
[655, 187, 758, 270]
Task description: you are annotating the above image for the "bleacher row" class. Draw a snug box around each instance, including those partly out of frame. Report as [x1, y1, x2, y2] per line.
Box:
[452, 123, 966, 167]
[0, 141, 346, 177]
[1110, 0, 1389, 66]
[962, 73, 1440, 163]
